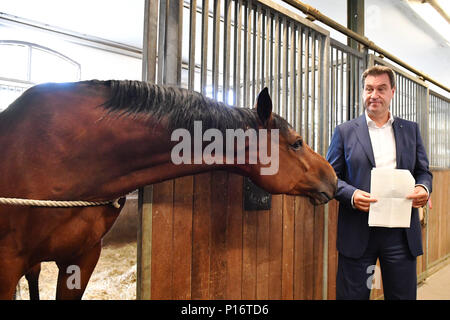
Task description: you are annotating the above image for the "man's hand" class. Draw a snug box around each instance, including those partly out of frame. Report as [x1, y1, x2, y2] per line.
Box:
[353, 190, 377, 212]
[406, 186, 429, 208]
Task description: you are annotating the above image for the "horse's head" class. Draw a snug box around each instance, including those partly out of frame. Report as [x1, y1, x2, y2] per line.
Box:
[245, 88, 337, 205]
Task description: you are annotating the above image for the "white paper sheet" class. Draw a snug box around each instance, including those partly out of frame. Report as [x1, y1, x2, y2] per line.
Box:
[368, 168, 415, 228]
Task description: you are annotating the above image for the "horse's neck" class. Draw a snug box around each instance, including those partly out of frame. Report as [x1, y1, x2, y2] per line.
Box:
[1, 95, 252, 201]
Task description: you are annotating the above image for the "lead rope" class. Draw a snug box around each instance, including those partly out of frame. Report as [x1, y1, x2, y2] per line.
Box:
[0, 197, 121, 209]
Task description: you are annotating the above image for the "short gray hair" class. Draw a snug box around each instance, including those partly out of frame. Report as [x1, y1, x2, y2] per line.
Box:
[361, 65, 396, 89]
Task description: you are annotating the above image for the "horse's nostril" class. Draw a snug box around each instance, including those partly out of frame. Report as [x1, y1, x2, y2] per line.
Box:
[320, 191, 331, 202]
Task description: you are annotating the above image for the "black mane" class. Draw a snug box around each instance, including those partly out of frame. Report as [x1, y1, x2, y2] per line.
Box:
[90, 80, 289, 134]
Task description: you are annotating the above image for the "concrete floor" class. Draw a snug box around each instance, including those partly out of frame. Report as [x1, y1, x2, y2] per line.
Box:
[418, 262, 450, 300]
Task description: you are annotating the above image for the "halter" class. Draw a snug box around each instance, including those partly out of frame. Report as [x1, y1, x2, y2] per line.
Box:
[0, 197, 121, 209]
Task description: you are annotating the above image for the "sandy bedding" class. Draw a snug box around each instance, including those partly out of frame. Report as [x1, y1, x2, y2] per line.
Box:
[15, 242, 137, 300]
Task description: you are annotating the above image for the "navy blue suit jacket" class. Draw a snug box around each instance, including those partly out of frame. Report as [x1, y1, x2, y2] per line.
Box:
[326, 114, 433, 258]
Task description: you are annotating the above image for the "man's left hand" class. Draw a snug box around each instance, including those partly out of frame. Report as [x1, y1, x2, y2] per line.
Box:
[406, 186, 429, 208]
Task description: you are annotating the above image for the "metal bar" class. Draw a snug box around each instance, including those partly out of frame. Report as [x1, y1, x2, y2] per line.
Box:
[256, 5, 262, 95]
[265, 9, 271, 91]
[311, 31, 316, 150]
[188, 0, 197, 90]
[234, 0, 243, 107]
[304, 28, 309, 143]
[138, 0, 159, 300]
[289, 21, 296, 126]
[244, 0, 251, 107]
[212, 0, 221, 99]
[296, 26, 303, 134]
[164, 0, 183, 86]
[251, 6, 257, 102]
[330, 47, 335, 131]
[339, 50, 344, 125]
[223, 0, 232, 103]
[282, 17, 288, 120]
[274, 13, 280, 114]
[201, 0, 209, 95]
[157, 0, 167, 84]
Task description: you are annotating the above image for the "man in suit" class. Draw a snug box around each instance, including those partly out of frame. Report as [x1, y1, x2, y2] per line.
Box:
[326, 65, 432, 300]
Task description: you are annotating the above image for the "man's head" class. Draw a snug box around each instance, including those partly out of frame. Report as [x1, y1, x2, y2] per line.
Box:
[362, 65, 396, 122]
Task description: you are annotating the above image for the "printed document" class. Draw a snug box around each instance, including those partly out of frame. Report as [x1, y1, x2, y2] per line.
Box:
[368, 168, 415, 228]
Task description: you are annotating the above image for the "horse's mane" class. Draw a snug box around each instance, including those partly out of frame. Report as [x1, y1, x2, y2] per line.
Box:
[89, 80, 289, 134]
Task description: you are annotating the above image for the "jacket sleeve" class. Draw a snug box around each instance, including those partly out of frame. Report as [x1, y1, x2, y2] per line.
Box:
[413, 122, 433, 194]
[326, 126, 357, 206]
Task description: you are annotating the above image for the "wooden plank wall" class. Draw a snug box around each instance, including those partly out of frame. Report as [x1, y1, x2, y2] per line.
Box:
[148, 172, 325, 299]
[146, 169, 449, 300]
[427, 169, 450, 267]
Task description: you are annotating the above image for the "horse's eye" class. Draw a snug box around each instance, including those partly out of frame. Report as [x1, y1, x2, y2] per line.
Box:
[291, 139, 303, 150]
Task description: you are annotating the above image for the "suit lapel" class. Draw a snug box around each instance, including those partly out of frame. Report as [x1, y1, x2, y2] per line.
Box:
[354, 114, 375, 167]
[392, 117, 403, 169]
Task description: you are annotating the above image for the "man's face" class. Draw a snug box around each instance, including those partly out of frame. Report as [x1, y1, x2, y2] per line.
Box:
[363, 73, 395, 119]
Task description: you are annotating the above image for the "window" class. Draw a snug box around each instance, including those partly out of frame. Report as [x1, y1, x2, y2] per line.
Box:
[0, 40, 81, 111]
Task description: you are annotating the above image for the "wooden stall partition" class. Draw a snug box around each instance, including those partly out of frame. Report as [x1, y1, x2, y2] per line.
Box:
[427, 169, 450, 270]
[326, 199, 338, 300]
[146, 172, 325, 299]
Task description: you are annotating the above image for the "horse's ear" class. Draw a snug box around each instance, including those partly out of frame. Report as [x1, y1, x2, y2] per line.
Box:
[255, 87, 272, 127]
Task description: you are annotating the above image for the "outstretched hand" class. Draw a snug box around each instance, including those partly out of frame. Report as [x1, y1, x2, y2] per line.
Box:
[353, 189, 377, 212]
[406, 186, 429, 208]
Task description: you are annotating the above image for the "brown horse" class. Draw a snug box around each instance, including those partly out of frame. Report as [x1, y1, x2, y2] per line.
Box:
[0, 81, 337, 299]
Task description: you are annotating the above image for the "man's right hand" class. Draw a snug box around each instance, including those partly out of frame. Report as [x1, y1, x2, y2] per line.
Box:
[353, 189, 378, 212]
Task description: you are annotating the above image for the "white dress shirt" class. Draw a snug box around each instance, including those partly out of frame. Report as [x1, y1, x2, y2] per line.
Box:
[350, 110, 429, 207]
[366, 110, 396, 169]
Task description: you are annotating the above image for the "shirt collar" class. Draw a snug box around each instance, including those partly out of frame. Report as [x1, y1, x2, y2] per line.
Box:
[365, 109, 394, 128]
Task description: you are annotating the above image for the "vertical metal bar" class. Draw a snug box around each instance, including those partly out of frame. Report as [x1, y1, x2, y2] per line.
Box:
[311, 32, 316, 150]
[260, 8, 266, 90]
[164, 0, 183, 86]
[255, 5, 262, 95]
[251, 8, 257, 102]
[395, 74, 400, 117]
[304, 28, 309, 143]
[330, 46, 335, 132]
[319, 34, 329, 156]
[138, 0, 159, 300]
[401, 76, 405, 118]
[188, 0, 197, 91]
[265, 9, 271, 92]
[281, 17, 288, 120]
[244, 0, 251, 108]
[201, 0, 209, 95]
[273, 13, 279, 114]
[320, 34, 331, 301]
[296, 26, 303, 134]
[234, 0, 243, 107]
[339, 50, 344, 125]
[157, 0, 167, 84]
[212, 0, 221, 100]
[335, 48, 340, 126]
[223, 0, 231, 104]
[289, 21, 295, 126]
[356, 56, 361, 116]
[268, 10, 274, 96]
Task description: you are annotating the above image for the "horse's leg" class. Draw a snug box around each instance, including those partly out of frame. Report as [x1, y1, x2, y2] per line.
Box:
[55, 242, 102, 300]
[25, 263, 41, 300]
[0, 260, 24, 300]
